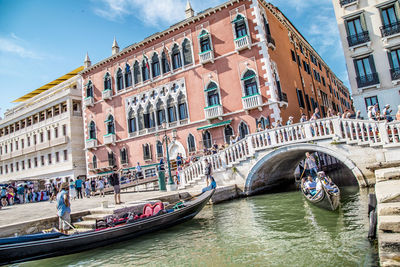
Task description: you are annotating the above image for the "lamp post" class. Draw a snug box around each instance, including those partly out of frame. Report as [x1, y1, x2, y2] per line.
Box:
[155, 122, 176, 191]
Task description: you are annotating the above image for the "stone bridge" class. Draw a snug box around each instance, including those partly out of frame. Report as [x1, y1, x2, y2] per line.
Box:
[179, 118, 400, 195]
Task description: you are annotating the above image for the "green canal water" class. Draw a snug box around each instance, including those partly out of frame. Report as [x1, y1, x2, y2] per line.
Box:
[13, 186, 377, 267]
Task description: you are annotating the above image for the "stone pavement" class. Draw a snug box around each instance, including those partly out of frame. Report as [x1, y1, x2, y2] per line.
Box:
[0, 189, 198, 228]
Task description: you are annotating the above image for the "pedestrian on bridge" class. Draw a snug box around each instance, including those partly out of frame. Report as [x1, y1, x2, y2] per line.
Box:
[204, 159, 212, 187]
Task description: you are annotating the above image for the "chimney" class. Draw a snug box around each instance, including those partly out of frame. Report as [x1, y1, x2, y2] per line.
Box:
[112, 37, 120, 55]
[185, 0, 194, 19]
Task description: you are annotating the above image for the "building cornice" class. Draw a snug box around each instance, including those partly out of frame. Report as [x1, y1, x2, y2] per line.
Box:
[80, 0, 242, 76]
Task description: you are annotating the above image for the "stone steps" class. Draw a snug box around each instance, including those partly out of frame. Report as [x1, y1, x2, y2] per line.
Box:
[74, 219, 97, 230]
[379, 216, 400, 233]
[379, 202, 400, 216]
[379, 233, 400, 253]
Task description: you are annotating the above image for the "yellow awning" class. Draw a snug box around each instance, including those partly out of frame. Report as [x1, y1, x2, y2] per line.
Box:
[12, 66, 84, 103]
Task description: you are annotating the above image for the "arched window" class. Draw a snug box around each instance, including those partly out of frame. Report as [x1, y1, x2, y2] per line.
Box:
[224, 125, 234, 144]
[142, 59, 150, 81]
[104, 73, 112, 90]
[108, 151, 115, 167]
[242, 70, 259, 96]
[86, 81, 93, 97]
[128, 109, 136, 133]
[156, 100, 166, 126]
[106, 115, 115, 134]
[167, 97, 176, 122]
[177, 94, 188, 120]
[125, 64, 132, 88]
[182, 39, 193, 65]
[133, 61, 141, 84]
[206, 82, 220, 106]
[92, 155, 97, 169]
[172, 44, 182, 70]
[202, 131, 212, 149]
[238, 121, 249, 139]
[257, 116, 270, 130]
[116, 68, 124, 90]
[233, 14, 247, 38]
[199, 30, 211, 53]
[188, 134, 196, 152]
[120, 148, 128, 164]
[161, 51, 170, 74]
[144, 104, 155, 129]
[156, 141, 163, 158]
[89, 121, 96, 139]
[137, 106, 144, 130]
[152, 53, 161, 78]
[143, 143, 152, 160]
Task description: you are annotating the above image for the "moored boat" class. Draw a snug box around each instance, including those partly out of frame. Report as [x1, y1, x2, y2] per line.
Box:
[0, 189, 215, 265]
[300, 174, 340, 211]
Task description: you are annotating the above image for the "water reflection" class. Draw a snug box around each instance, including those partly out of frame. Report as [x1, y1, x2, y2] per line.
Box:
[13, 186, 377, 267]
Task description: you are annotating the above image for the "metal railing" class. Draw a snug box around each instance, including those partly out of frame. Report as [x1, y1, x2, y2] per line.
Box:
[380, 21, 400, 37]
[340, 0, 357, 7]
[390, 67, 400, 81]
[356, 73, 379, 88]
[347, 31, 370, 47]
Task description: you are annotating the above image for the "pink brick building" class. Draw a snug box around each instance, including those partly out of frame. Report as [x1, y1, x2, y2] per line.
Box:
[81, 0, 352, 177]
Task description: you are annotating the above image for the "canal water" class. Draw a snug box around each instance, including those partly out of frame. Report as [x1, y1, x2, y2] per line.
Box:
[14, 186, 377, 267]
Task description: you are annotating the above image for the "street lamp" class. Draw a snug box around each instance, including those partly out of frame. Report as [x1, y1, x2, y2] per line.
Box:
[155, 122, 176, 191]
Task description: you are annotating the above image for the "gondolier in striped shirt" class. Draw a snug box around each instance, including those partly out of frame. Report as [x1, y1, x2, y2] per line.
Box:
[304, 152, 318, 178]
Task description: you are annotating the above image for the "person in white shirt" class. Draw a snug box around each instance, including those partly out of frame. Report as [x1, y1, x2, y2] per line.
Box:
[97, 178, 105, 197]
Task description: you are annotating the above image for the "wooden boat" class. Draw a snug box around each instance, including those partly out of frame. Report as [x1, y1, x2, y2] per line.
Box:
[301, 179, 340, 211]
[0, 189, 215, 265]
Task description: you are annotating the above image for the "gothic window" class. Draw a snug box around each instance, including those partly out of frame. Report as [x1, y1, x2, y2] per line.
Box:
[133, 61, 141, 84]
[233, 14, 247, 38]
[116, 68, 124, 90]
[202, 130, 212, 149]
[143, 143, 152, 160]
[92, 155, 97, 169]
[156, 141, 163, 158]
[104, 73, 112, 90]
[177, 94, 188, 120]
[238, 121, 249, 139]
[128, 109, 136, 133]
[152, 53, 161, 78]
[137, 106, 144, 130]
[182, 39, 193, 65]
[172, 44, 182, 70]
[120, 148, 128, 164]
[242, 70, 259, 96]
[156, 100, 166, 126]
[125, 64, 132, 87]
[142, 59, 150, 81]
[187, 134, 196, 152]
[206, 82, 220, 106]
[105, 115, 115, 134]
[86, 80, 93, 97]
[256, 117, 270, 130]
[167, 98, 176, 122]
[224, 125, 234, 144]
[89, 121, 96, 139]
[161, 51, 170, 74]
[199, 30, 211, 53]
[108, 151, 115, 167]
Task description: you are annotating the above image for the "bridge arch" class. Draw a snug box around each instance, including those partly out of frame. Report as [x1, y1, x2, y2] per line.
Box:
[245, 143, 365, 195]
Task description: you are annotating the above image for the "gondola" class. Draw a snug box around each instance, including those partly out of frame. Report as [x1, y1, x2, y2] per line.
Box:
[301, 178, 340, 211]
[0, 189, 215, 265]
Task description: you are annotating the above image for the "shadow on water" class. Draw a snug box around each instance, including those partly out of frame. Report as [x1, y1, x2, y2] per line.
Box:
[13, 186, 378, 267]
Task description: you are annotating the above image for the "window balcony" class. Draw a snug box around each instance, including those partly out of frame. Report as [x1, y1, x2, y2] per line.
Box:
[381, 21, 400, 37]
[356, 73, 379, 88]
[340, 0, 357, 7]
[278, 92, 288, 103]
[199, 50, 214, 64]
[347, 31, 370, 47]
[234, 35, 251, 52]
[102, 89, 112, 101]
[242, 93, 263, 110]
[84, 96, 94, 107]
[103, 133, 116, 145]
[390, 67, 400, 80]
[266, 34, 276, 49]
[204, 104, 223, 120]
[86, 138, 98, 149]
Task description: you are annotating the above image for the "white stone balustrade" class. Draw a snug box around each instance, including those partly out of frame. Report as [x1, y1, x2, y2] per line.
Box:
[86, 138, 98, 149]
[242, 94, 262, 110]
[199, 50, 214, 64]
[180, 118, 400, 189]
[102, 89, 112, 101]
[234, 35, 250, 52]
[84, 96, 94, 107]
[103, 133, 116, 145]
[204, 105, 223, 120]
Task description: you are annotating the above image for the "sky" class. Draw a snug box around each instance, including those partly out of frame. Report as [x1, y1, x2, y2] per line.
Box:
[0, 0, 348, 118]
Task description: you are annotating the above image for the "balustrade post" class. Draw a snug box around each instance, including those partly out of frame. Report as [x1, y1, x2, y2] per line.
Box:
[304, 123, 313, 139]
[332, 118, 342, 138]
[247, 137, 255, 156]
[378, 122, 390, 144]
[270, 130, 277, 145]
[220, 151, 227, 170]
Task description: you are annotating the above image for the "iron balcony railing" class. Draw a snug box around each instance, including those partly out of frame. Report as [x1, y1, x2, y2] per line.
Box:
[347, 31, 370, 47]
[381, 21, 400, 37]
[390, 67, 400, 80]
[356, 72, 379, 88]
[340, 0, 357, 7]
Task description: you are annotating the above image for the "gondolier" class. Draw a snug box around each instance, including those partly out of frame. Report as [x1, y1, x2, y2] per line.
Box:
[56, 182, 71, 235]
[304, 152, 318, 178]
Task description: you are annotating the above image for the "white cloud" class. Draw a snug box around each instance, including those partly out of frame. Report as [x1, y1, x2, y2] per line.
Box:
[93, 0, 187, 26]
[0, 34, 42, 59]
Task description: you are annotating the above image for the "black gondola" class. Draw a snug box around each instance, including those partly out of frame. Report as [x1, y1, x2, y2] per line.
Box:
[301, 178, 340, 211]
[0, 189, 215, 265]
